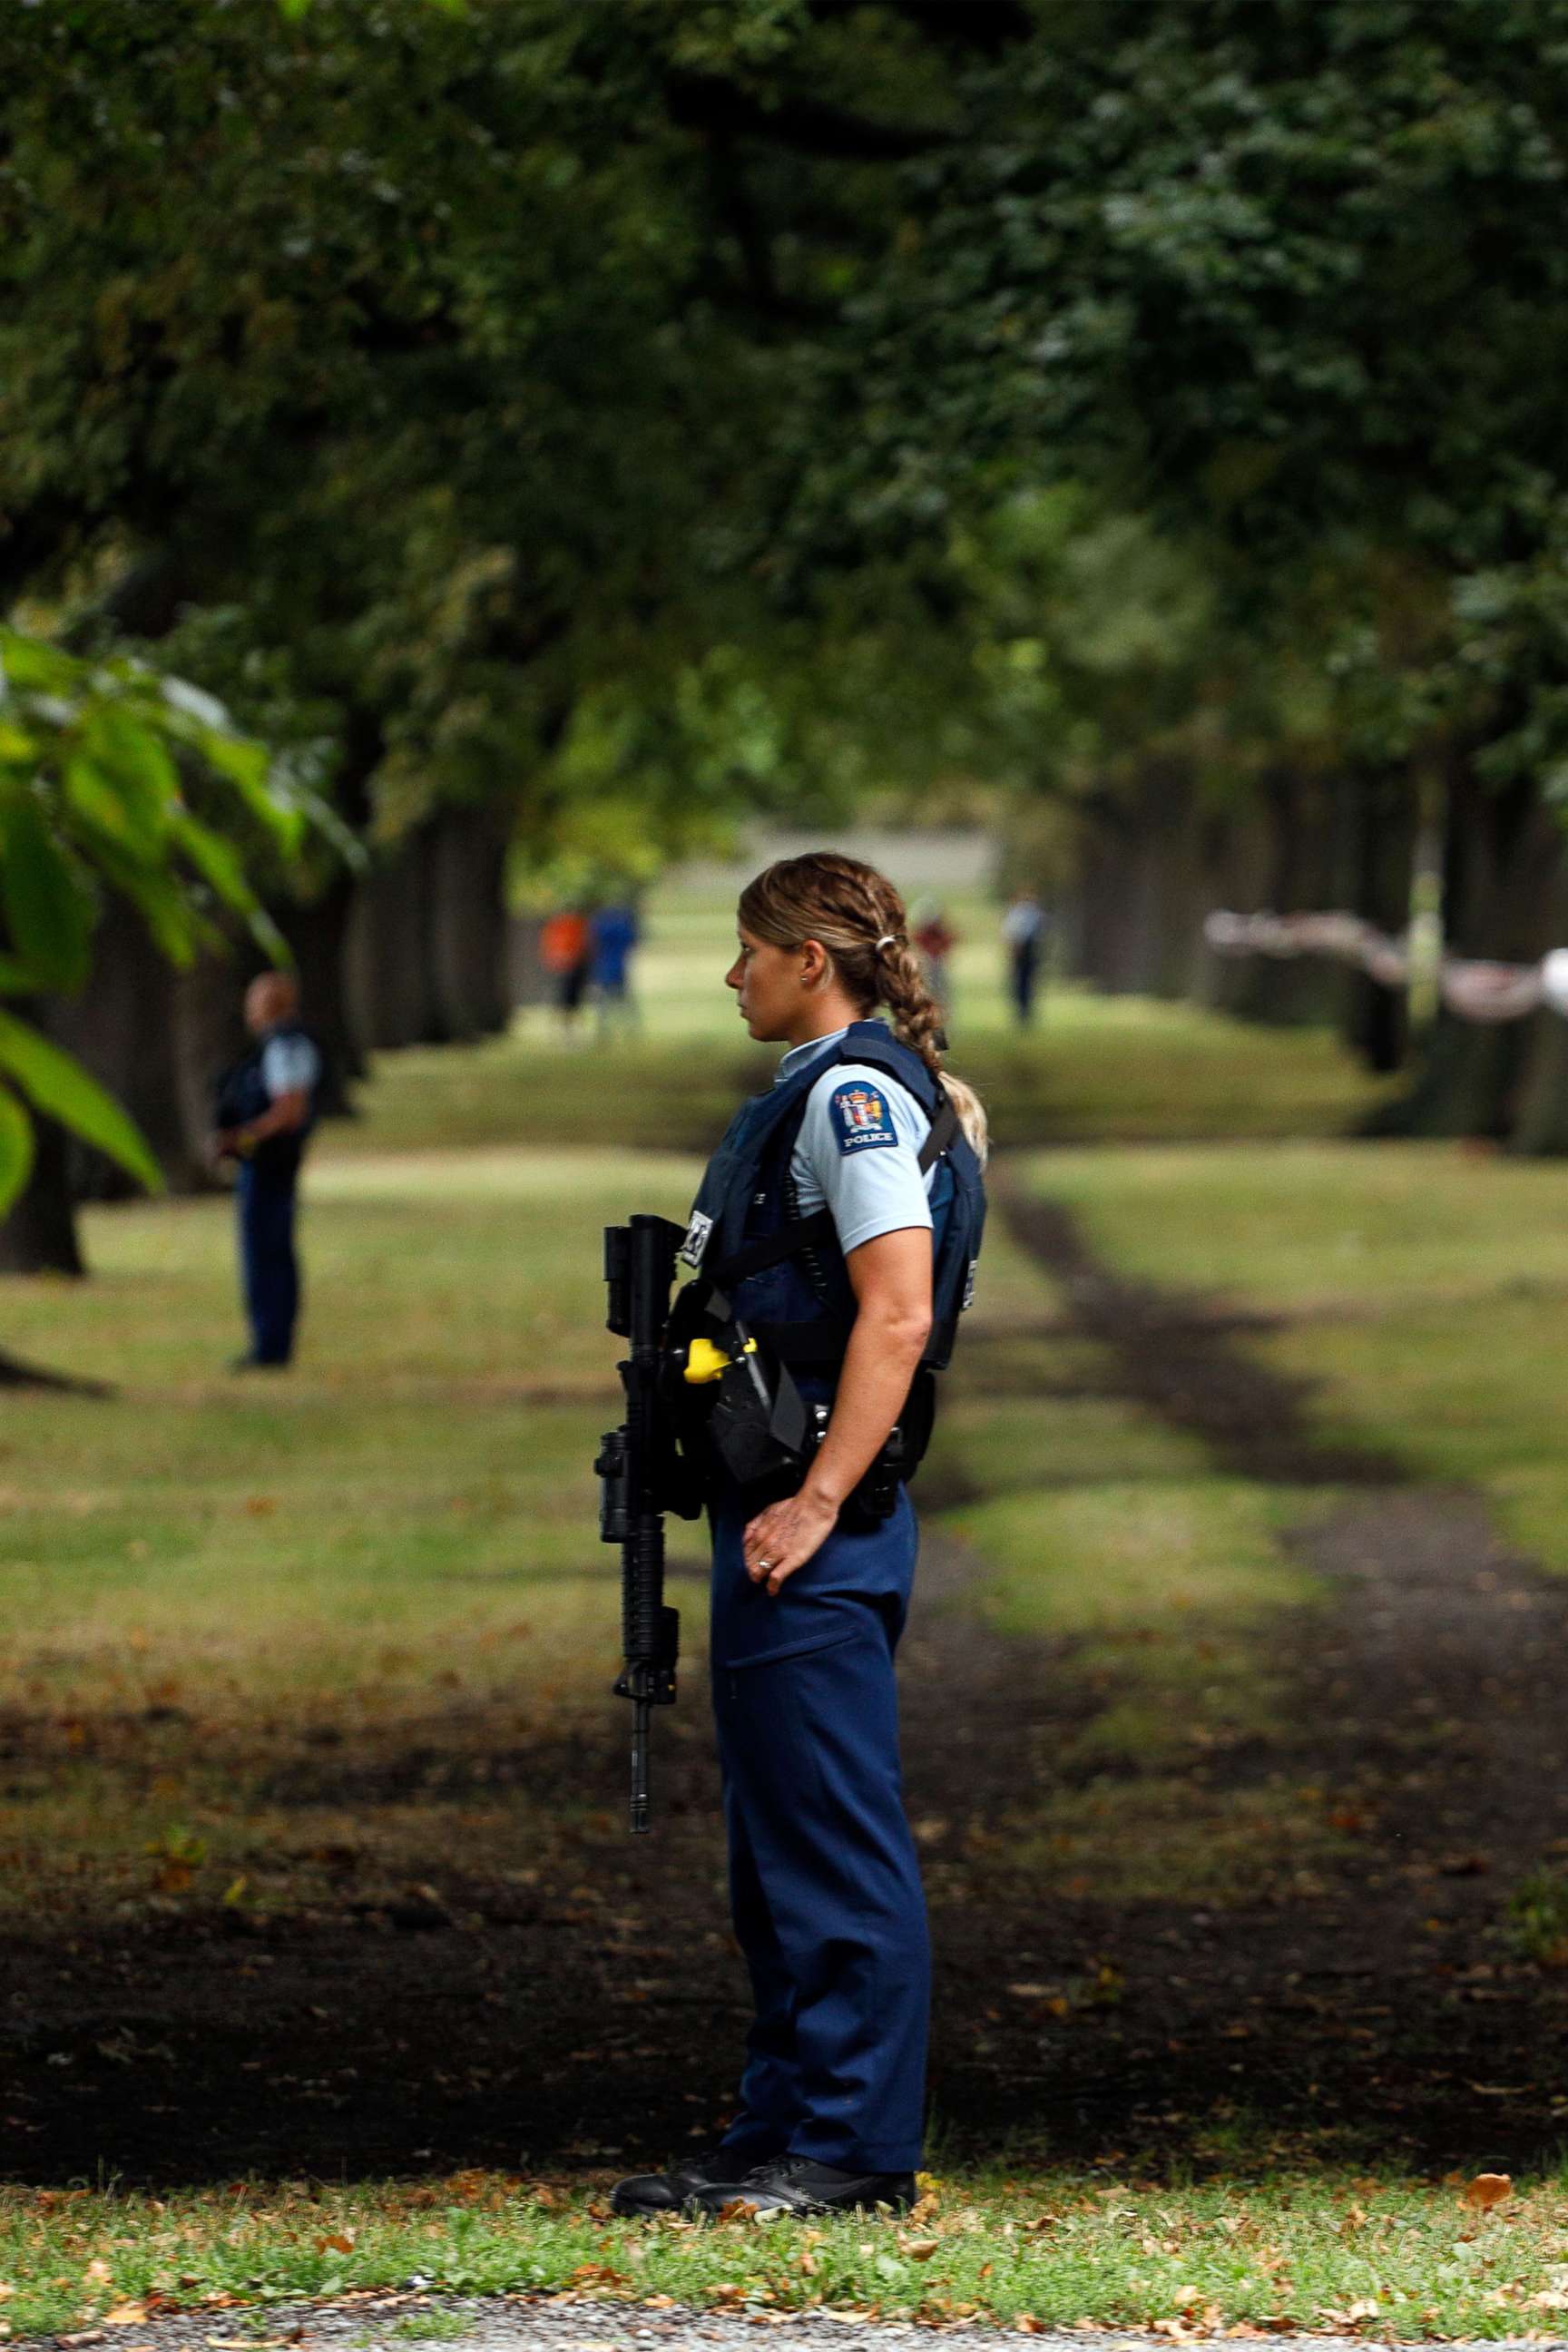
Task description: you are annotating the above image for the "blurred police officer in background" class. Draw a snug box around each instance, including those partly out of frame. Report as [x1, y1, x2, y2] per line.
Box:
[211, 972, 321, 1372]
[1001, 887, 1047, 1027]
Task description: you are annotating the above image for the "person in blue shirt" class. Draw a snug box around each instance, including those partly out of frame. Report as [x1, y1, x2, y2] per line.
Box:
[211, 973, 321, 1371]
[613, 851, 989, 2222]
[589, 899, 641, 1037]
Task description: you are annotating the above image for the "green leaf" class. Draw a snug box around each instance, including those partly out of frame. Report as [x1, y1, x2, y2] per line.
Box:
[244, 903, 292, 968]
[85, 707, 181, 825]
[54, 814, 201, 966]
[64, 752, 163, 857]
[113, 868, 202, 965]
[0, 632, 76, 700]
[0, 1081, 34, 1220]
[0, 1010, 163, 1193]
[200, 733, 301, 848]
[169, 809, 256, 916]
[0, 798, 93, 992]
[289, 784, 367, 870]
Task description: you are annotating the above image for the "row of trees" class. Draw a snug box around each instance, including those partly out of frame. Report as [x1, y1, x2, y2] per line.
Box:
[885, 0, 1568, 1144]
[5, 0, 1567, 1272]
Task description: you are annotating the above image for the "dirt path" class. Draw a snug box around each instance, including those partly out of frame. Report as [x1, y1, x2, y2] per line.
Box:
[977, 1174, 1568, 2172]
[5, 1180, 1568, 2187]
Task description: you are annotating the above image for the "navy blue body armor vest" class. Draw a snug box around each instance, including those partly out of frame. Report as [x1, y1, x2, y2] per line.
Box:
[212, 1022, 321, 1183]
[679, 1021, 985, 1386]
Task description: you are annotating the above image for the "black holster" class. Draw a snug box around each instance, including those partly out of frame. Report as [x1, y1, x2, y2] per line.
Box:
[670, 1282, 937, 1527]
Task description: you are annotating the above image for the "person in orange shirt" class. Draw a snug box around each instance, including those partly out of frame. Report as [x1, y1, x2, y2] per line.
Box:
[539, 906, 592, 1034]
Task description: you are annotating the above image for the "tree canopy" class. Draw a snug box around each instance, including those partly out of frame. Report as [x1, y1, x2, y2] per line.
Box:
[5, 0, 1568, 1203]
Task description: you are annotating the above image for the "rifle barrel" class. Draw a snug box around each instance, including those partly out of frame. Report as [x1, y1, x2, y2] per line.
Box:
[630, 1700, 652, 1837]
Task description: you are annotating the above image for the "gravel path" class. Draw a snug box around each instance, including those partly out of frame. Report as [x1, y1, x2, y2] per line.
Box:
[23, 2291, 1564, 2352]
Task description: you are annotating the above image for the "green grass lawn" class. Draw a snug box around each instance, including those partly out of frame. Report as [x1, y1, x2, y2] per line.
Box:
[9, 2167, 1568, 2343]
[1023, 1140, 1568, 1576]
[348, 1000, 1388, 1157]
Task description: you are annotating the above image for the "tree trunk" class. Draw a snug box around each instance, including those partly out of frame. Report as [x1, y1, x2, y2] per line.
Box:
[345, 822, 447, 1049]
[508, 913, 548, 1009]
[0, 1112, 84, 1276]
[1379, 764, 1562, 1142]
[1193, 799, 1271, 1013]
[175, 941, 250, 1159]
[1334, 769, 1416, 1074]
[46, 892, 209, 1200]
[1206, 771, 1356, 1028]
[429, 799, 515, 1039]
[1505, 861, 1568, 1154]
[1511, 1014, 1568, 1154]
[265, 868, 363, 1116]
[1069, 779, 1179, 995]
[1147, 788, 1221, 1001]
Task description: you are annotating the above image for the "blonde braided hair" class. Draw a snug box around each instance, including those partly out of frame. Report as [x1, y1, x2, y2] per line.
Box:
[737, 851, 990, 1164]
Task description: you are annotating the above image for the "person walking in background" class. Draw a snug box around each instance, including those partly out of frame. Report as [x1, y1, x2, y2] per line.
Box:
[1001, 887, 1048, 1029]
[911, 898, 957, 1020]
[539, 905, 592, 1035]
[210, 973, 321, 1372]
[589, 897, 641, 1038]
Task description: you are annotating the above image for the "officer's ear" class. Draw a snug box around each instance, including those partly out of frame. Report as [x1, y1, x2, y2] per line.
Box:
[798, 937, 832, 990]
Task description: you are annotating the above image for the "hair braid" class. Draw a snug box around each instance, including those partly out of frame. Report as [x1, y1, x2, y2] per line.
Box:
[876, 936, 946, 1073]
[737, 851, 990, 1163]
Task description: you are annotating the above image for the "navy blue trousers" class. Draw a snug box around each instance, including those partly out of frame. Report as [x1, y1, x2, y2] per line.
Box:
[235, 1161, 301, 1366]
[709, 1484, 930, 2175]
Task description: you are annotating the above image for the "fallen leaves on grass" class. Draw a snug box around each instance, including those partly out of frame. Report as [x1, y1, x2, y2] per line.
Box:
[1461, 2172, 1513, 2211]
[1151, 2308, 1223, 2342]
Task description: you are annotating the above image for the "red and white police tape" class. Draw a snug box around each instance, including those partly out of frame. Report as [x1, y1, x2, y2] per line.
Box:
[1204, 911, 1568, 1024]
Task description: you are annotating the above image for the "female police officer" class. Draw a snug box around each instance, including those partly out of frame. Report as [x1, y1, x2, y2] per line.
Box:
[612, 852, 988, 2221]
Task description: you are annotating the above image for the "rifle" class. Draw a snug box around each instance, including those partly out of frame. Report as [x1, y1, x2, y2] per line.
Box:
[596, 1215, 687, 1835]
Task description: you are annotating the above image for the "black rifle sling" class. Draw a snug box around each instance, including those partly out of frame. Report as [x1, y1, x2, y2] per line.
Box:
[917, 1091, 959, 1171]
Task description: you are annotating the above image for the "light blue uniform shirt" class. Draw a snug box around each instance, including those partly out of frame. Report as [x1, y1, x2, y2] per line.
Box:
[260, 1034, 320, 1099]
[775, 1024, 935, 1258]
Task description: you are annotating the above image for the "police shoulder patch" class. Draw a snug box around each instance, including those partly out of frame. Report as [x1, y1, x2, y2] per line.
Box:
[828, 1083, 897, 1154]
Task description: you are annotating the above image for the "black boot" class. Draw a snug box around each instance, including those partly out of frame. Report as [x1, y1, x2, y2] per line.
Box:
[692, 2154, 916, 2217]
[611, 2143, 779, 2218]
